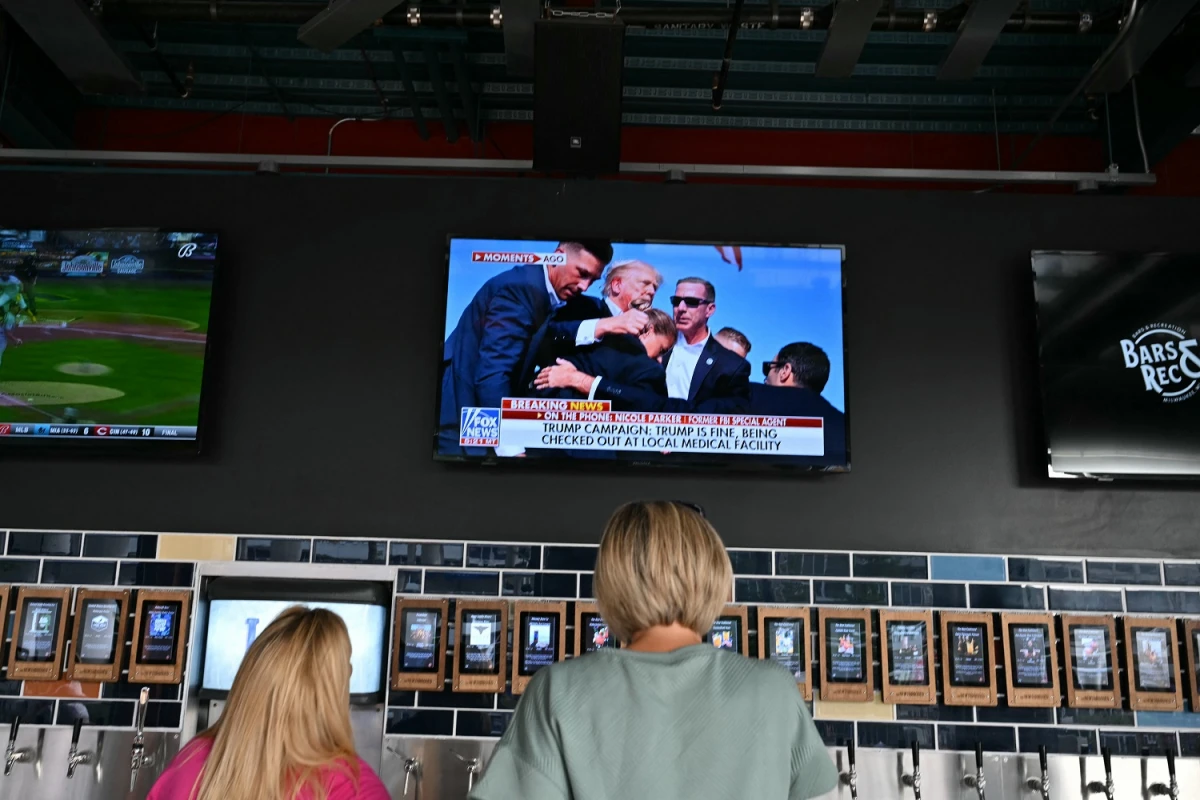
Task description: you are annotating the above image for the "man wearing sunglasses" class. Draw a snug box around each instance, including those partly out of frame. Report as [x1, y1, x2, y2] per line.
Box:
[750, 342, 845, 465]
[658, 278, 750, 413]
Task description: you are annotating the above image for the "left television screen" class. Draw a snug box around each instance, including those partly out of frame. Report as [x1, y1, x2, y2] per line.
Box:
[0, 228, 218, 450]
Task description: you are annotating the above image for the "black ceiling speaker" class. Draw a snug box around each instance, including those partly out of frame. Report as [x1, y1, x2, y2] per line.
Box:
[533, 19, 626, 175]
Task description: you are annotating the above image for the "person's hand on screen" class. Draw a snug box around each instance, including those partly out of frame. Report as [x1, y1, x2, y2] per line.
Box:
[534, 359, 593, 394]
[596, 310, 648, 338]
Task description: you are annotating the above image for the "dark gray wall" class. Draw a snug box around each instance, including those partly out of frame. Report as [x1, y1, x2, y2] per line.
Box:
[1, 171, 1198, 557]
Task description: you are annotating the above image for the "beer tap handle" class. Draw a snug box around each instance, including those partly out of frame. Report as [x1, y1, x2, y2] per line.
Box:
[1040, 746, 1048, 775]
[1166, 746, 1175, 780]
[1101, 747, 1111, 776]
[912, 740, 920, 770]
[976, 742, 985, 771]
[7, 717, 18, 746]
[134, 687, 149, 739]
[70, 720, 82, 749]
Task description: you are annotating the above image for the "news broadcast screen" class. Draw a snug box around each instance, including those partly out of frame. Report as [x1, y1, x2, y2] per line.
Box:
[437, 238, 847, 469]
[0, 228, 217, 448]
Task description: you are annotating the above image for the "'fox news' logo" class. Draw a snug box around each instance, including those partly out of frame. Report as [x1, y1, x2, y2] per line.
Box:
[1119, 323, 1200, 403]
[460, 407, 500, 447]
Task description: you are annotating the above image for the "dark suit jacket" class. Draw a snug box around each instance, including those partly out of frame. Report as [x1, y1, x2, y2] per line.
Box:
[519, 295, 612, 387]
[748, 383, 847, 466]
[595, 335, 750, 414]
[538, 335, 666, 410]
[438, 264, 555, 455]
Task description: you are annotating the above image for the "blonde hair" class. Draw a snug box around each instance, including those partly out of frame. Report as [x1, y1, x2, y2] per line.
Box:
[602, 260, 663, 299]
[190, 607, 359, 800]
[594, 501, 733, 643]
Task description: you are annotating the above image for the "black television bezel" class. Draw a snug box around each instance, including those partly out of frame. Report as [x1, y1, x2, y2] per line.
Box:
[197, 577, 390, 704]
[433, 236, 850, 474]
[0, 227, 221, 457]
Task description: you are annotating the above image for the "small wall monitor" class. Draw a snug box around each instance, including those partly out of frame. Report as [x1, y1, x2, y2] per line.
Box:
[1060, 615, 1119, 709]
[512, 601, 566, 694]
[67, 589, 130, 682]
[392, 597, 448, 692]
[706, 605, 748, 656]
[8, 586, 71, 680]
[199, 577, 389, 703]
[940, 611, 997, 707]
[453, 600, 508, 693]
[130, 590, 191, 684]
[1001, 613, 1061, 708]
[818, 608, 873, 702]
[757, 607, 812, 700]
[878, 609, 935, 705]
[574, 602, 619, 656]
[1185, 619, 1200, 714]
[1124, 616, 1183, 712]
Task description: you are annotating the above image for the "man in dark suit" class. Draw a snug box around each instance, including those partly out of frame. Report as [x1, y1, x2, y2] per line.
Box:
[437, 240, 613, 456]
[751, 341, 846, 466]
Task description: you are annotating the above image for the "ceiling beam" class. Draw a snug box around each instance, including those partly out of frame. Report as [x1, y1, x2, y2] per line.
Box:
[297, 0, 404, 53]
[1085, 0, 1200, 95]
[815, 0, 884, 79]
[0, 0, 141, 94]
[937, 0, 1024, 82]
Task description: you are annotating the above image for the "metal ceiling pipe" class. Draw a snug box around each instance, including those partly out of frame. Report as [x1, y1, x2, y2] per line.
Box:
[102, 2, 1117, 33]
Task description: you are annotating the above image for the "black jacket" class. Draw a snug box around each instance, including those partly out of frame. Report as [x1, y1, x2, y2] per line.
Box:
[538, 334, 666, 411]
[595, 335, 750, 414]
[748, 383, 847, 466]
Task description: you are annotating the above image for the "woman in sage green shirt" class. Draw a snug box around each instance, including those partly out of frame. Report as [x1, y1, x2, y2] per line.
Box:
[470, 500, 838, 800]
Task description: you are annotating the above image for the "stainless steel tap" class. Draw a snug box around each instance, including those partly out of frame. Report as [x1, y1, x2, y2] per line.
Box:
[837, 739, 857, 799]
[3, 717, 29, 777]
[66, 719, 93, 779]
[129, 687, 154, 791]
[452, 750, 481, 795]
[386, 744, 420, 796]
[1149, 747, 1179, 799]
[899, 740, 922, 799]
[1085, 747, 1115, 800]
[1025, 745, 1050, 797]
[962, 742, 987, 800]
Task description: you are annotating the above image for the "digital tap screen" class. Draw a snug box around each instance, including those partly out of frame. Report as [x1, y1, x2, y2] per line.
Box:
[1194, 631, 1200, 686]
[16, 598, 62, 663]
[1069, 626, 1113, 691]
[1132, 627, 1176, 692]
[399, 609, 442, 673]
[825, 618, 866, 683]
[886, 620, 929, 686]
[708, 617, 741, 653]
[580, 612, 617, 653]
[459, 611, 502, 675]
[138, 601, 182, 665]
[948, 622, 989, 687]
[1010, 624, 1052, 688]
[766, 618, 806, 683]
[76, 599, 121, 664]
[518, 612, 559, 676]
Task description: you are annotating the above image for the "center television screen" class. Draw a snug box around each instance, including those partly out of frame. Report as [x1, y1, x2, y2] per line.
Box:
[437, 239, 847, 470]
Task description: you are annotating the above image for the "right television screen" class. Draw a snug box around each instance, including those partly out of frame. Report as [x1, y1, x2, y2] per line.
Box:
[1032, 251, 1200, 478]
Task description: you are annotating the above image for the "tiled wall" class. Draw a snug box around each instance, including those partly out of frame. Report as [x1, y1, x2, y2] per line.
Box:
[5, 528, 1200, 756]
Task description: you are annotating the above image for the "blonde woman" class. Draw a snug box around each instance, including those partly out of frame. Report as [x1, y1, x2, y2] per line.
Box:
[149, 606, 389, 800]
[471, 501, 837, 800]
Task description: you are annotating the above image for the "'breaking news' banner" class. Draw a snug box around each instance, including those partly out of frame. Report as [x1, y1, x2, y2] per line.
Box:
[460, 399, 824, 455]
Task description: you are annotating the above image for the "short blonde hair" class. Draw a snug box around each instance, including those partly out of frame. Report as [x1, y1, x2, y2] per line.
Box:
[594, 501, 733, 644]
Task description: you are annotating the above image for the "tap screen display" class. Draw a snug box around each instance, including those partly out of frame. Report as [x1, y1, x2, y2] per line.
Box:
[580, 612, 617, 653]
[1010, 624, 1052, 688]
[1068, 626, 1113, 691]
[1194, 631, 1200, 685]
[399, 608, 442, 673]
[15, 598, 62, 663]
[1132, 627, 1175, 692]
[825, 618, 866, 683]
[707, 617, 741, 654]
[459, 611, 502, 674]
[518, 612, 559, 676]
[948, 622, 989, 687]
[886, 620, 929, 686]
[138, 601, 182, 665]
[76, 599, 121, 664]
[766, 618, 806, 683]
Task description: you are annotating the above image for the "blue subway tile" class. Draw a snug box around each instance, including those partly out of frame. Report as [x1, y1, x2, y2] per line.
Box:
[386, 709, 453, 736]
[1125, 590, 1200, 614]
[969, 584, 1044, 610]
[41, 560, 115, 585]
[579, 573, 593, 599]
[390, 542, 464, 567]
[105, 682, 179, 701]
[9, 531, 80, 557]
[1018, 727, 1096, 755]
[1057, 707, 1135, 727]
[469, 545, 540, 570]
[423, 571, 499, 596]
[56, 700, 134, 727]
[396, 571, 422, 593]
[83, 534, 157, 559]
[1008, 558, 1083, 583]
[896, 705, 973, 723]
[456, 711, 512, 738]
[813, 580, 887, 605]
[0, 699, 53, 725]
[1100, 731, 1179, 757]
[776, 552, 850, 577]
[543, 546, 596, 571]
[142, 702, 182, 729]
[1086, 561, 1161, 586]
[938, 724, 1016, 753]
[388, 692, 416, 707]
[1164, 563, 1200, 586]
[930, 556, 1006, 582]
[1137, 709, 1200, 730]
[728, 550, 773, 575]
[0, 559, 39, 584]
[813, 721, 854, 748]
[0, 682, 22, 696]
[236, 537, 310, 562]
[502, 571, 576, 598]
[853, 554, 927, 580]
[418, 689, 491, 709]
[891, 582, 967, 608]
[734, 577, 810, 604]
[977, 706, 1054, 725]
[858, 722, 935, 750]
[313, 539, 386, 565]
[1048, 588, 1123, 612]
[1180, 733, 1200, 757]
[118, 562, 194, 587]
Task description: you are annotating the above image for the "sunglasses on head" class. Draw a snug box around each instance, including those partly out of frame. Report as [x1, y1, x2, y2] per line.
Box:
[670, 296, 710, 309]
[673, 500, 706, 518]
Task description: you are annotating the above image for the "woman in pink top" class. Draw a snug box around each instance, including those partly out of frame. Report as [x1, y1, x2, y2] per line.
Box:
[149, 606, 390, 800]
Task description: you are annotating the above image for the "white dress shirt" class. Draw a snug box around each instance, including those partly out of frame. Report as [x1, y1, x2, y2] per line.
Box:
[665, 333, 709, 400]
[575, 297, 624, 346]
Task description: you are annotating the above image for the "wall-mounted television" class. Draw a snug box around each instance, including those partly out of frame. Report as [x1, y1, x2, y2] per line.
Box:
[437, 238, 847, 470]
[1032, 250, 1200, 479]
[0, 228, 218, 452]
